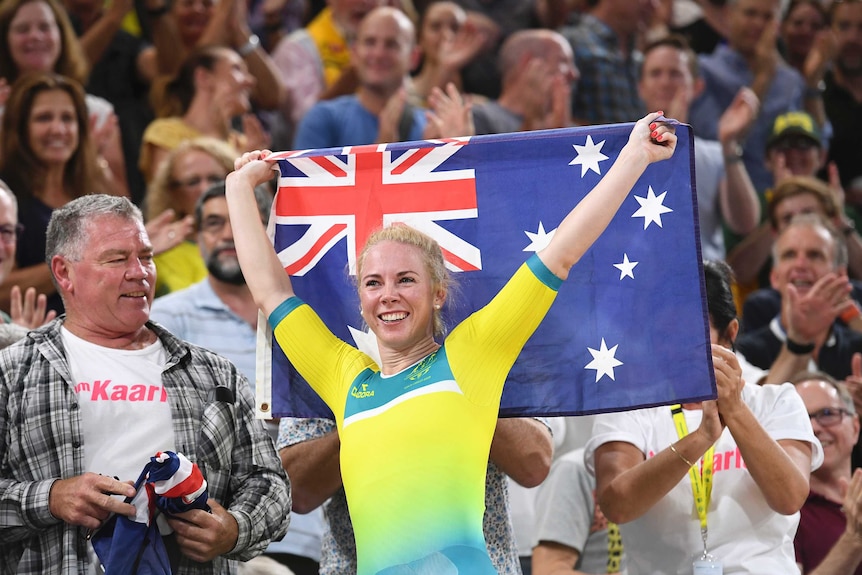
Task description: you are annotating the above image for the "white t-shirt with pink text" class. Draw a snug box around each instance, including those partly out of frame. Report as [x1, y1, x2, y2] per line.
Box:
[62, 327, 175, 484]
[585, 382, 822, 574]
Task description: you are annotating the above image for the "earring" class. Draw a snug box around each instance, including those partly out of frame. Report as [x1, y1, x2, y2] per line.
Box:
[434, 304, 441, 310]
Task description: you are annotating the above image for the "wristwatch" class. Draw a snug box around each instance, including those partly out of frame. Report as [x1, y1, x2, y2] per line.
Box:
[724, 141, 743, 164]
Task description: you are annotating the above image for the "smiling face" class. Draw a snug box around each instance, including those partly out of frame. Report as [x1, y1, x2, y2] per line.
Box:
[770, 221, 837, 297]
[781, 1, 826, 62]
[766, 136, 823, 177]
[169, 149, 228, 219]
[27, 88, 78, 167]
[55, 214, 156, 340]
[7, 0, 60, 74]
[198, 196, 244, 285]
[352, 8, 415, 95]
[358, 240, 444, 351]
[796, 379, 859, 476]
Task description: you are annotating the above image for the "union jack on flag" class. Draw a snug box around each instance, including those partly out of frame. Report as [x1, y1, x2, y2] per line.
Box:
[258, 122, 716, 419]
[271, 139, 480, 277]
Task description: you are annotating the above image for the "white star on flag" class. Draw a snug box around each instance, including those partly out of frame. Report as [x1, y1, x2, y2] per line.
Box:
[568, 135, 609, 176]
[350, 326, 381, 366]
[613, 254, 638, 279]
[585, 338, 623, 382]
[632, 186, 673, 229]
[523, 222, 555, 252]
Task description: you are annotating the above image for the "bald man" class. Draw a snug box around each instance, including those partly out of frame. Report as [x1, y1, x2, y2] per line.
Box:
[292, 7, 426, 149]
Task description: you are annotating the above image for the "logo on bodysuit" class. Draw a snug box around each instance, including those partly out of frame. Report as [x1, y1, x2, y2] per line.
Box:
[405, 352, 437, 385]
[350, 383, 375, 399]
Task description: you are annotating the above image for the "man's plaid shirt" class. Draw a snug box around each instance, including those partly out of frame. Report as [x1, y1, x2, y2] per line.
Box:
[0, 319, 290, 574]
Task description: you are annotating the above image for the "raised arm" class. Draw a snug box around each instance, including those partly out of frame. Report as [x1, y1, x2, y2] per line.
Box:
[225, 151, 293, 316]
[537, 112, 676, 280]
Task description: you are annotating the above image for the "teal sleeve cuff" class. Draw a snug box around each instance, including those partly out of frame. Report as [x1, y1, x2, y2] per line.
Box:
[526, 253, 562, 291]
[268, 296, 304, 329]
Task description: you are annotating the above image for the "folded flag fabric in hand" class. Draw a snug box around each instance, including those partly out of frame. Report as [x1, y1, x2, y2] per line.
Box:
[91, 451, 210, 575]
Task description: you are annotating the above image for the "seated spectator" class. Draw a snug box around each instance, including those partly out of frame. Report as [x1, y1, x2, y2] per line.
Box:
[727, 111, 862, 291]
[0, 0, 128, 194]
[588, 259, 820, 573]
[737, 213, 862, 384]
[779, 0, 829, 78]
[144, 137, 236, 297]
[532, 447, 626, 575]
[0, 178, 56, 338]
[270, 0, 385, 146]
[0, 193, 289, 572]
[140, 45, 266, 182]
[408, 1, 495, 108]
[638, 34, 760, 262]
[739, 176, 862, 334]
[293, 6, 427, 149]
[0, 73, 124, 315]
[151, 0, 284, 110]
[822, 0, 862, 227]
[793, 370, 862, 574]
[470, 29, 577, 135]
[688, 0, 813, 194]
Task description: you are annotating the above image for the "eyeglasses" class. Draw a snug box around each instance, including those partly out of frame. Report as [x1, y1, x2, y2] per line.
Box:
[200, 215, 229, 235]
[809, 407, 852, 427]
[169, 174, 224, 190]
[0, 224, 24, 244]
[773, 136, 819, 151]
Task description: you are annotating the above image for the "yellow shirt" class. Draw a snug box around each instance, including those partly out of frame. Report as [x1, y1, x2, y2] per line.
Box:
[153, 242, 207, 298]
[306, 8, 351, 88]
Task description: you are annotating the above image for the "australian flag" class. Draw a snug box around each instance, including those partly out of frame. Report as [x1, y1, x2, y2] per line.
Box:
[258, 122, 715, 418]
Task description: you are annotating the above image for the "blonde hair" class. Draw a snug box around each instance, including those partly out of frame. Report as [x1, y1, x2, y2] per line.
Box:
[357, 224, 451, 337]
[144, 137, 237, 221]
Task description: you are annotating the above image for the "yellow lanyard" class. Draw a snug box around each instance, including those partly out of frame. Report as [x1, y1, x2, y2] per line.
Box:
[606, 520, 622, 573]
[671, 404, 715, 548]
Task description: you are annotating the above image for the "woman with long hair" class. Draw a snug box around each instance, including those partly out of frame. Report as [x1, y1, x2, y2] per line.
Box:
[0, 0, 129, 196]
[140, 45, 266, 184]
[0, 72, 118, 313]
[144, 137, 238, 296]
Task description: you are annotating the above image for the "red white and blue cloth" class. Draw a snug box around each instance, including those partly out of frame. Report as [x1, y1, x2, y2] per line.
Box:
[91, 451, 209, 574]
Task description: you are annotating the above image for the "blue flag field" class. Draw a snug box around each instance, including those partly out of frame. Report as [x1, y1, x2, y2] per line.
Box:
[257, 121, 716, 418]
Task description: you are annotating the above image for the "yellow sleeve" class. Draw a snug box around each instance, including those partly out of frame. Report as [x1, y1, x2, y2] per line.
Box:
[446, 256, 560, 406]
[270, 298, 377, 415]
